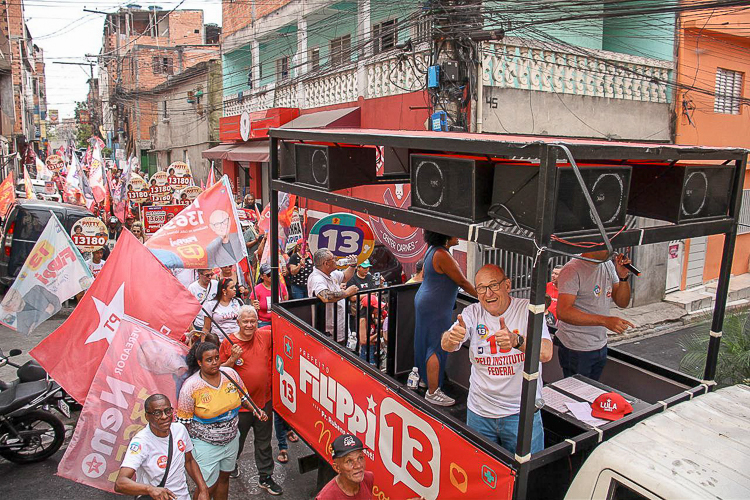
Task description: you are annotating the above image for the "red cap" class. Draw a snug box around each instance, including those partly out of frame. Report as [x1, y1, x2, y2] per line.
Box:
[591, 392, 633, 421]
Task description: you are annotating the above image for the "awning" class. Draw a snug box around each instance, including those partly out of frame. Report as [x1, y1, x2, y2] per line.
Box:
[202, 141, 270, 162]
[280, 107, 360, 129]
[202, 143, 236, 160]
[226, 141, 269, 162]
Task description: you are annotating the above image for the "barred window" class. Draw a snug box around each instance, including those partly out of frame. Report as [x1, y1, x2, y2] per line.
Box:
[739, 189, 750, 235]
[276, 56, 289, 80]
[309, 47, 320, 72]
[714, 68, 743, 114]
[373, 19, 398, 54]
[330, 35, 351, 67]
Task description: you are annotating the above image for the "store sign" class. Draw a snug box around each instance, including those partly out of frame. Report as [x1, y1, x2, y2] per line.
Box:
[272, 315, 514, 500]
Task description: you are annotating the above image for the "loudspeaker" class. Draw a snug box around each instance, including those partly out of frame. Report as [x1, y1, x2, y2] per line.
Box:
[627, 164, 734, 223]
[491, 164, 632, 233]
[278, 141, 296, 180]
[410, 155, 495, 222]
[294, 144, 377, 191]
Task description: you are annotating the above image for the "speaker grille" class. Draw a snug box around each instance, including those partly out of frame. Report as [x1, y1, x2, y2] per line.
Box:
[413, 159, 446, 207]
[681, 170, 708, 217]
[310, 148, 329, 185]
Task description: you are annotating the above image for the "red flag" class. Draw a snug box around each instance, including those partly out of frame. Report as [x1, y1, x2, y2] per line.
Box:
[30, 231, 200, 403]
[57, 320, 188, 492]
[206, 165, 216, 188]
[146, 176, 247, 269]
[0, 172, 15, 217]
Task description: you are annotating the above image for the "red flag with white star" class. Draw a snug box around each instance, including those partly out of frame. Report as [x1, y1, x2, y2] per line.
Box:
[57, 319, 189, 492]
[30, 230, 200, 403]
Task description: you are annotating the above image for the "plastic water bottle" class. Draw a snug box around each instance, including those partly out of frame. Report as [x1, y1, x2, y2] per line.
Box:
[347, 331, 357, 351]
[407, 367, 420, 390]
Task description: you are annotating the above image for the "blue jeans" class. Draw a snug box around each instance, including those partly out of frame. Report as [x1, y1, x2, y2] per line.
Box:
[557, 343, 607, 381]
[274, 412, 289, 451]
[359, 344, 376, 365]
[466, 408, 545, 455]
[290, 284, 307, 299]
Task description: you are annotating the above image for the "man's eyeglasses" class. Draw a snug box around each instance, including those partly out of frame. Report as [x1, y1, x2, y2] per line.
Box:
[145, 407, 174, 418]
[476, 278, 508, 296]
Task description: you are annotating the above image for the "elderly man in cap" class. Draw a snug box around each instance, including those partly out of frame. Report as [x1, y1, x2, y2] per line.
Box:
[316, 434, 374, 500]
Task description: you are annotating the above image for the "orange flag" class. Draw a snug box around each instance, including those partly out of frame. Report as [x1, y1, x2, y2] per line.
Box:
[0, 172, 15, 216]
[23, 166, 36, 200]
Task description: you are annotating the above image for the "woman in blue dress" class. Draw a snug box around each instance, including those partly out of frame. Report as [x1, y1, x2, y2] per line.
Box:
[414, 231, 477, 406]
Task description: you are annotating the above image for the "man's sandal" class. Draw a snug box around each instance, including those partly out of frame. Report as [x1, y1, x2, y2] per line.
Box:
[277, 450, 289, 463]
[287, 431, 299, 443]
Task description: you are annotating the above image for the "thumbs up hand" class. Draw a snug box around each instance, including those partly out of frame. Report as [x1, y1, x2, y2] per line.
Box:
[443, 314, 467, 348]
[494, 317, 515, 351]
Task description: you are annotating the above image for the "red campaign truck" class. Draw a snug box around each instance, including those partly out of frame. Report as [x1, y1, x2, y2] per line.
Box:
[265, 128, 748, 499]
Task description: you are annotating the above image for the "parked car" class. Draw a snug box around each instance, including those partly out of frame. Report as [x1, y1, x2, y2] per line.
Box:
[0, 200, 93, 289]
[15, 179, 62, 203]
[368, 242, 405, 286]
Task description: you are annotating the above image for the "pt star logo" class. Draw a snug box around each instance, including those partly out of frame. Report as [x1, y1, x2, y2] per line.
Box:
[85, 283, 126, 345]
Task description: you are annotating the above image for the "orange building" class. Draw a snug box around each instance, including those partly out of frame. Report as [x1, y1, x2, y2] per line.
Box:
[674, 5, 750, 291]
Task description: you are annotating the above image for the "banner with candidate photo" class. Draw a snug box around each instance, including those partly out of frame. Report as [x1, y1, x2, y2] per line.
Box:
[57, 319, 189, 492]
[0, 214, 92, 334]
[146, 176, 247, 269]
[127, 173, 149, 204]
[149, 171, 173, 204]
[167, 161, 192, 189]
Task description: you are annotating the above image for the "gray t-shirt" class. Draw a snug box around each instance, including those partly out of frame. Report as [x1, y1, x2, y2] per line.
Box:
[555, 259, 619, 351]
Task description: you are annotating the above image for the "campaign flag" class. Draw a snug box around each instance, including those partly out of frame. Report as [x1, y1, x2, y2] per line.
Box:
[112, 158, 132, 223]
[206, 164, 216, 188]
[35, 156, 52, 181]
[89, 145, 106, 203]
[259, 192, 296, 266]
[78, 159, 97, 211]
[0, 214, 92, 335]
[23, 166, 36, 200]
[57, 320, 189, 492]
[30, 230, 201, 403]
[64, 153, 83, 205]
[0, 172, 15, 216]
[146, 176, 248, 269]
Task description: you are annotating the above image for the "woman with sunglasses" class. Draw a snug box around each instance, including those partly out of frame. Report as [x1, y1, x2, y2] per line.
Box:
[116, 393, 209, 500]
[177, 342, 267, 500]
[131, 222, 145, 243]
[254, 263, 288, 328]
[203, 278, 243, 338]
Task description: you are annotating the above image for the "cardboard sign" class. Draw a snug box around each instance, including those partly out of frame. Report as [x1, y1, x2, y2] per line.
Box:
[272, 314, 515, 500]
[142, 205, 185, 236]
[127, 173, 149, 203]
[71, 217, 108, 252]
[178, 186, 202, 205]
[149, 172, 173, 204]
[45, 154, 65, 173]
[308, 212, 375, 266]
[167, 161, 192, 189]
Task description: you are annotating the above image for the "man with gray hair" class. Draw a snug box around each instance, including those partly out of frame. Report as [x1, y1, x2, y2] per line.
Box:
[307, 249, 358, 341]
[218, 305, 281, 494]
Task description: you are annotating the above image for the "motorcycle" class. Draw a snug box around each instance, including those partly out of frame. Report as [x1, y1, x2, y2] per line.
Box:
[0, 348, 68, 463]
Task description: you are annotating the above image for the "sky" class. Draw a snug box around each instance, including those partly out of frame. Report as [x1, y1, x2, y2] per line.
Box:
[24, 0, 222, 120]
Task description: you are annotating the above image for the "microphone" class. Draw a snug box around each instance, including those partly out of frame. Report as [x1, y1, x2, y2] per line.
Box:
[623, 262, 641, 276]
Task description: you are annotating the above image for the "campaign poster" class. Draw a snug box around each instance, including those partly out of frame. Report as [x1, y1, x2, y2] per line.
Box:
[149, 171, 173, 204]
[127, 173, 149, 204]
[176, 186, 202, 206]
[0, 172, 15, 216]
[142, 205, 185, 237]
[145, 176, 247, 269]
[0, 215, 92, 334]
[45, 154, 66, 173]
[57, 320, 189, 493]
[167, 161, 192, 189]
[308, 213, 375, 267]
[71, 217, 108, 253]
[272, 314, 514, 500]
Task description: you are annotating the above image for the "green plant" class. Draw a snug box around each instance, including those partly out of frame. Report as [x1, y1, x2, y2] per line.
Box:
[679, 313, 750, 387]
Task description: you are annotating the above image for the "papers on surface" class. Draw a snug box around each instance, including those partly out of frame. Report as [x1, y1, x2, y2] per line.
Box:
[551, 377, 607, 403]
[565, 401, 609, 427]
[541, 386, 580, 414]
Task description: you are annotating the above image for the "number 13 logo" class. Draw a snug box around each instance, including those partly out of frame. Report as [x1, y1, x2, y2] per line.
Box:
[279, 371, 297, 413]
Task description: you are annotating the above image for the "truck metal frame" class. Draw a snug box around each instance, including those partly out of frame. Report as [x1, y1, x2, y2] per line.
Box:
[267, 127, 747, 499]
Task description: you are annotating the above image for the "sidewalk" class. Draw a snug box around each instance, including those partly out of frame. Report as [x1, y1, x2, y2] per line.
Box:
[609, 273, 750, 342]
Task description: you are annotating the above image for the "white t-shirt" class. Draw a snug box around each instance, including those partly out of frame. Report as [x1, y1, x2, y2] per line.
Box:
[307, 267, 347, 341]
[203, 299, 241, 335]
[447, 297, 551, 418]
[187, 279, 218, 329]
[121, 422, 193, 500]
[172, 268, 197, 289]
[86, 259, 105, 278]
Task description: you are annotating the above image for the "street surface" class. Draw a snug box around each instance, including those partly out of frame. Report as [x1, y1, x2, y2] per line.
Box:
[0, 312, 318, 500]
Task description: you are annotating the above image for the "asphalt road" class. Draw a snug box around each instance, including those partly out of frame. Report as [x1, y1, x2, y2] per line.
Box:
[0, 312, 318, 500]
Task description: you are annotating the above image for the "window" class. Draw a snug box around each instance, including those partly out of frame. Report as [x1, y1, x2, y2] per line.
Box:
[152, 56, 174, 75]
[607, 479, 650, 500]
[330, 35, 351, 67]
[740, 189, 750, 235]
[276, 56, 290, 80]
[247, 69, 253, 89]
[162, 100, 168, 119]
[373, 19, 398, 54]
[714, 68, 743, 114]
[309, 47, 320, 72]
[414, 15, 432, 43]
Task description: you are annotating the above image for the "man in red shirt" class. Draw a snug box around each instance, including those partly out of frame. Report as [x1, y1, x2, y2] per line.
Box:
[219, 305, 281, 495]
[316, 434, 374, 500]
[546, 265, 563, 320]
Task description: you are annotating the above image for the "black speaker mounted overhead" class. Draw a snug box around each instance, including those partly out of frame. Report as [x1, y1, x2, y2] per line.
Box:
[294, 144, 377, 191]
[491, 164, 632, 234]
[627, 164, 734, 223]
[410, 154, 495, 222]
[278, 141, 297, 180]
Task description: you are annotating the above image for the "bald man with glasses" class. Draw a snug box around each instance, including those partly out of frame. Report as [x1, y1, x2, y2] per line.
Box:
[441, 264, 553, 454]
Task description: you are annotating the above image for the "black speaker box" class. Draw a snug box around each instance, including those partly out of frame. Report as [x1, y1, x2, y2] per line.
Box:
[410, 155, 495, 222]
[491, 164, 632, 233]
[294, 144, 376, 191]
[278, 141, 296, 180]
[627, 164, 734, 223]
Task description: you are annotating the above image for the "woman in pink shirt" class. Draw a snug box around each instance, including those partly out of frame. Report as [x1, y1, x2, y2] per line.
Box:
[254, 263, 288, 328]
